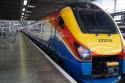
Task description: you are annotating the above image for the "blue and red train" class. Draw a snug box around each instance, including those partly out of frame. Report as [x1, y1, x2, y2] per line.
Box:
[24, 2, 125, 83]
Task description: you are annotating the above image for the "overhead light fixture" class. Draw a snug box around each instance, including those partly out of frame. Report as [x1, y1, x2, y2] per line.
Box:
[22, 13, 24, 15]
[22, 8, 25, 11]
[27, 5, 36, 8]
[23, 0, 28, 6]
[24, 17, 28, 20]
[21, 16, 24, 18]
[26, 11, 32, 13]
[24, 16, 28, 18]
[25, 14, 30, 17]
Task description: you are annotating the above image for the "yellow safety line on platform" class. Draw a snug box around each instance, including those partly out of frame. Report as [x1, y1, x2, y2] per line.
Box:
[19, 33, 28, 83]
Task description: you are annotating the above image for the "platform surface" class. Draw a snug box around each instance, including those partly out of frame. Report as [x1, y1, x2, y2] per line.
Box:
[0, 32, 70, 83]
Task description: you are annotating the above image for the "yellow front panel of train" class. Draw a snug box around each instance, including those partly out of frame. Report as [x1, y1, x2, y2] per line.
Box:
[60, 7, 122, 56]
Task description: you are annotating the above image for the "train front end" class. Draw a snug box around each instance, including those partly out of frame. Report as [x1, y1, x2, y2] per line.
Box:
[60, 2, 125, 83]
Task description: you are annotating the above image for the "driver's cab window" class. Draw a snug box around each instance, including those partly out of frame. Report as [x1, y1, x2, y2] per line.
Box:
[59, 16, 64, 29]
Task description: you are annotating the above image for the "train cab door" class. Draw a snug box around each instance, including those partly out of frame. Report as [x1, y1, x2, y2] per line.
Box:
[49, 20, 64, 65]
[49, 24, 56, 53]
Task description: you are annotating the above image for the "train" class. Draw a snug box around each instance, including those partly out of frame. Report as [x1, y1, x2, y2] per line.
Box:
[23, 2, 125, 83]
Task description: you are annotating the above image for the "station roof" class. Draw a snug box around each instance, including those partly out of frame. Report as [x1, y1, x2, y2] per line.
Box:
[0, 0, 20, 20]
[0, 0, 95, 21]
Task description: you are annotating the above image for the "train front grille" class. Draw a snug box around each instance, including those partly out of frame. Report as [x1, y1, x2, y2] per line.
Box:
[92, 56, 119, 79]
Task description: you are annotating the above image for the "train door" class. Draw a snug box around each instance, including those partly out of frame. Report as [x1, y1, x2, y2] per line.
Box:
[54, 16, 65, 50]
[49, 24, 56, 51]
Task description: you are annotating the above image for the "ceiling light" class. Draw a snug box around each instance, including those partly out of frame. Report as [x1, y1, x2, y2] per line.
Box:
[26, 11, 32, 13]
[23, 0, 28, 6]
[22, 8, 25, 11]
[22, 13, 24, 15]
[27, 5, 36, 8]
[25, 14, 30, 16]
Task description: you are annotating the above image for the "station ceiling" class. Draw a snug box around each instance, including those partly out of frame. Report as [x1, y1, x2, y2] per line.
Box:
[0, 0, 20, 20]
[0, 0, 95, 21]
[22, 0, 95, 20]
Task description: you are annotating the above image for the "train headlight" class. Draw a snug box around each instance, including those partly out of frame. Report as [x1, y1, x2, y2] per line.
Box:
[77, 46, 91, 60]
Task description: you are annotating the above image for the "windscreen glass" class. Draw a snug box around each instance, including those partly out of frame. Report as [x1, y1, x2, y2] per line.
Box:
[73, 8, 118, 34]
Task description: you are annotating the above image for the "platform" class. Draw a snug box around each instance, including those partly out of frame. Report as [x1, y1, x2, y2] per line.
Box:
[0, 32, 71, 83]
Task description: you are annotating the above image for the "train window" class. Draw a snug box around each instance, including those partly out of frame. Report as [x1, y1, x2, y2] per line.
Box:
[35, 24, 41, 33]
[59, 16, 64, 29]
[51, 25, 55, 36]
[42, 22, 52, 41]
[73, 8, 118, 34]
[41, 23, 44, 33]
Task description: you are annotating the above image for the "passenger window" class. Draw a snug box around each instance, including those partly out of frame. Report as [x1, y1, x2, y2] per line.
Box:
[42, 22, 51, 41]
[41, 23, 44, 33]
[59, 16, 64, 29]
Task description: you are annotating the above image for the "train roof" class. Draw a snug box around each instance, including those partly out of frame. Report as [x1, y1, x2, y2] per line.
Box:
[67, 2, 101, 10]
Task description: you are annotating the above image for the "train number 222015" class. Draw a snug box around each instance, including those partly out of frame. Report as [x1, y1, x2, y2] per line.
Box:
[98, 39, 112, 42]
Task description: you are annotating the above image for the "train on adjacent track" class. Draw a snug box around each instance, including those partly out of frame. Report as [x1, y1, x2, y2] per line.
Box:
[23, 2, 125, 83]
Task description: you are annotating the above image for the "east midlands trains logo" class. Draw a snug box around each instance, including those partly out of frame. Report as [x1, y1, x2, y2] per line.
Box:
[98, 39, 112, 42]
